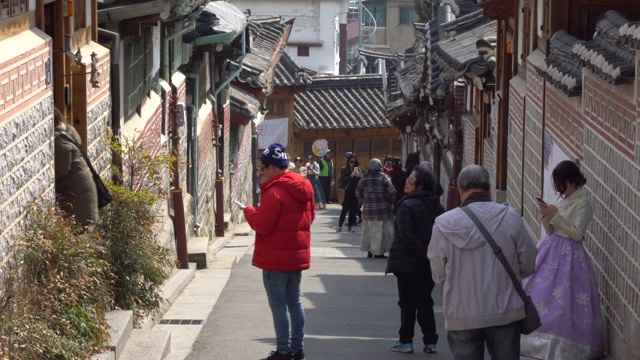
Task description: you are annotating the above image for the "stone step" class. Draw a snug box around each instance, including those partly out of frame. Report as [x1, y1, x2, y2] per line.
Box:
[90, 310, 133, 360]
[118, 328, 171, 360]
[138, 263, 197, 329]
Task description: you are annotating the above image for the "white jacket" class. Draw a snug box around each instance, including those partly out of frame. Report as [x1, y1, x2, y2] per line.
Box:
[428, 201, 537, 331]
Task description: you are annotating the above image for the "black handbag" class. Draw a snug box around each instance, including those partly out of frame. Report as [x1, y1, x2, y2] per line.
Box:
[58, 132, 113, 209]
[461, 206, 541, 335]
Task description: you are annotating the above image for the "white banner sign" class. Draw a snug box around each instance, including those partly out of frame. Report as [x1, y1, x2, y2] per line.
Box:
[257, 118, 288, 149]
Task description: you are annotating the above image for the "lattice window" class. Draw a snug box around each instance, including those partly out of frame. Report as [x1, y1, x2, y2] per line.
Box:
[521, 0, 534, 62]
[0, 0, 27, 19]
[123, 27, 154, 117]
[542, 0, 551, 38]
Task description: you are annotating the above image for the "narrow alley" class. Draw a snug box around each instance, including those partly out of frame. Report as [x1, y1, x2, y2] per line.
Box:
[177, 206, 529, 360]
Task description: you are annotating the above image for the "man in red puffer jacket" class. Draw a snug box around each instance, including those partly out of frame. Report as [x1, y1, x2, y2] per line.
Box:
[242, 143, 315, 360]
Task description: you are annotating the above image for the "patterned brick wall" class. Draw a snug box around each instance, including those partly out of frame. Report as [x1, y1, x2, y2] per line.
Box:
[507, 77, 525, 213]
[196, 101, 215, 236]
[461, 114, 478, 169]
[521, 57, 545, 237]
[545, 85, 583, 157]
[173, 75, 188, 191]
[580, 70, 640, 356]
[230, 123, 253, 224]
[0, 30, 54, 266]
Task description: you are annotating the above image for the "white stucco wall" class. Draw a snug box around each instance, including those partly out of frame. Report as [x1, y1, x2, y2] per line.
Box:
[233, 0, 345, 74]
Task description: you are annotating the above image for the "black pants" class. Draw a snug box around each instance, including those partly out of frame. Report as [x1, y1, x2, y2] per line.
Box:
[319, 176, 331, 202]
[395, 272, 438, 345]
[338, 197, 359, 227]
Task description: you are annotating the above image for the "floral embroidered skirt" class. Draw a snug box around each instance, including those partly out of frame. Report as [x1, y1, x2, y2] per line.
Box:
[521, 232, 605, 359]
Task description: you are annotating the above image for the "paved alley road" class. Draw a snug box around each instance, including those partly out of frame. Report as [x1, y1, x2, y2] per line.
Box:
[189, 205, 452, 360]
[188, 205, 527, 360]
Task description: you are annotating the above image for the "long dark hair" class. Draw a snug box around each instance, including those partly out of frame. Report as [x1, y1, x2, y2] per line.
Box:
[347, 154, 359, 169]
[552, 160, 587, 194]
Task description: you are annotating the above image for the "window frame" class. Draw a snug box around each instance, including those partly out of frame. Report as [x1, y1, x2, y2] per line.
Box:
[0, 0, 27, 19]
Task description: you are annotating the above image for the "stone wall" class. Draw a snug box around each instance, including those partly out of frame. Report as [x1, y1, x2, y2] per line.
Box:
[0, 97, 55, 265]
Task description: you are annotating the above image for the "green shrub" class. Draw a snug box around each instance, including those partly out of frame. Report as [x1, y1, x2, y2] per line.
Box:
[95, 184, 176, 324]
[95, 131, 177, 325]
[0, 204, 113, 359]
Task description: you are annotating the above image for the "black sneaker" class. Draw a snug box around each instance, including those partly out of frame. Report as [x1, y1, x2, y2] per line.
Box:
[291, 350, 306, 360]
[265, 350, 292, 360]
[357, 218, 363, 224]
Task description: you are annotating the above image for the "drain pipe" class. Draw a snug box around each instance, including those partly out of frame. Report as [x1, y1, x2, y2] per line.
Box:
[213, 29, 247, 237]
[163, 19, 196, 82]
[212, 29, 246, 98]
[185, 73, 200, 233]
[98, 28, 122, 136]
[170, 87, 190, 269]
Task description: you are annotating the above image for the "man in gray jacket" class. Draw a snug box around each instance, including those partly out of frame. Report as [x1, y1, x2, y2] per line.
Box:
[427, 165, 537, 359]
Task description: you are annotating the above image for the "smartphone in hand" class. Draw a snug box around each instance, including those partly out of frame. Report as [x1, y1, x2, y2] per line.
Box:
[233, 199, 246, 208]
[535, 197, 547, 205]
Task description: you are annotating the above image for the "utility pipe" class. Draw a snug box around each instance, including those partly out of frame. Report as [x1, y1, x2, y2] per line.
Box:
[98, 28, 122, 136]
[185, 73, 200, 232]
[163, 19, 196, 82]
[212, 29, 246, 98]
[170, 88, 190, 269]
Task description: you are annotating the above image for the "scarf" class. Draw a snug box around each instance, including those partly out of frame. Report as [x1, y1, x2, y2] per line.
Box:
[460, 190, 492, 207]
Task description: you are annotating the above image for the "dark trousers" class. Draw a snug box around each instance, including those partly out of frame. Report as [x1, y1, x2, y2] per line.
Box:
[319, 176, 331, 202]
[447, 321, 521, 360]
[395, 273, 438, 345]
[338, 198, 358, 227]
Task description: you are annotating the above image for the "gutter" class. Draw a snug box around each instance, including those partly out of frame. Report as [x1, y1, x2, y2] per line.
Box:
[98, 28, 122, 135]
[163, 19, 196, 81]
[213, 28, 247, 98]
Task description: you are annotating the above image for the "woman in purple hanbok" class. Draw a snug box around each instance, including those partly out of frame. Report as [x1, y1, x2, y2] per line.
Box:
[521, 160, 605, 359]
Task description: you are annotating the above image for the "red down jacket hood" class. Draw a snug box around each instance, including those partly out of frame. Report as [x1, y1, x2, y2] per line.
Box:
[244, 171, 315, 272]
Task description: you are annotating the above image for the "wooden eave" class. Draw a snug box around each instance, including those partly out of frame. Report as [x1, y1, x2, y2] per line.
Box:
[479, 0, 514, 20]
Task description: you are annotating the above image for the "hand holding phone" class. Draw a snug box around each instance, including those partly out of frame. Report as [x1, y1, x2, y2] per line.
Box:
[535, 197, 546, 205]
[233, 199, 246, 208]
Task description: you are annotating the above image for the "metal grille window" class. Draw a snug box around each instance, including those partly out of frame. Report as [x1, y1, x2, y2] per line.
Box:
[0, 0, 27, 19]
[123, 27, 154, 117]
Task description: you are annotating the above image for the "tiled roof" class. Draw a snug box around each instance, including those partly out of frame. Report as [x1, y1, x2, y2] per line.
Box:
[423, 1, 482, 100]
[572, 11, 635, 84]
[235, 17, 294, 89]
[535, 30, 583, 96]
[432, 19, 496, 80]
[347, 48, 399, 75]
[294, 74, 387, 130]
[230, 86, 262, 119]
[274, 51, 315, 87]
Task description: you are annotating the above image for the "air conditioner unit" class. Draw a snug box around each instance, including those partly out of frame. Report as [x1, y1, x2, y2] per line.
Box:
[182, 44, 193, 65]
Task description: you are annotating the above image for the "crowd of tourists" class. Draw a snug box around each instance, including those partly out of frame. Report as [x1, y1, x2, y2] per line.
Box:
[240, 142, 605, 360]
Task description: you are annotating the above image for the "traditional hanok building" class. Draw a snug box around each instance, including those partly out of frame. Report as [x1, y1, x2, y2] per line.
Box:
[294, 73, 400, 199]
[385, 0, 485, 208]
[1, 0, 111, 264]
[230, 16, 294, 211]
[477, 0, 640, 358]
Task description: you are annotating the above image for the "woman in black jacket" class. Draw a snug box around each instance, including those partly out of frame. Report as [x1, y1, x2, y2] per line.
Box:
[336, 153, 362, 232]
[386, 166, 444, 354]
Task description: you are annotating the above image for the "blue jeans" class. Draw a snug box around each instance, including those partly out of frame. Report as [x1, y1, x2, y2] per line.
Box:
[262, 270, 305, 354]
[447, 321, 521, 360]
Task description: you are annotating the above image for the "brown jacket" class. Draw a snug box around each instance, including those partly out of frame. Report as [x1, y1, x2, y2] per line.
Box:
[54, 124, 98, 226]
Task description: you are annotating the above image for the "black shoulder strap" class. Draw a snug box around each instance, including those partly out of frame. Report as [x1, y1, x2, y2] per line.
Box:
[461, 206, 529, 303]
